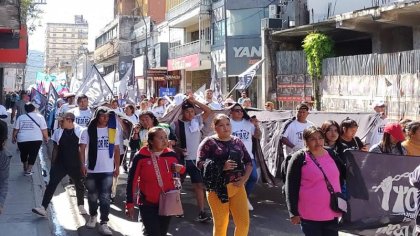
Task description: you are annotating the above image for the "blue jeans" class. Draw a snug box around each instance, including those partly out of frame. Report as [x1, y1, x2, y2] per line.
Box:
[85, 172, 113, 223]
[301, 218, 339, 236]
[245, 159, 258, 197]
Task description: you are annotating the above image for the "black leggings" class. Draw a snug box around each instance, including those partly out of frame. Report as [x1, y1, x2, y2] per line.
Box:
[17, 141, 42, 165]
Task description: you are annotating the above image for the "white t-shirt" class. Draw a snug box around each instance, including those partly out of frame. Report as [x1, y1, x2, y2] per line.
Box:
[231, 119, 255, 159]
[206, 101, 222, 110]
[282, 119, 314, 155]
[171, 114, 203, 161]
[152, 106, 165, 119]
[368, 117, 388, 146]
[52, 124, 86, 144]
[127, 114, 138, 124]
[79, 127, 121, 173]
[14, 112, 47, 142]
[59, 103, 76, 114]
[69, 108, 92, 127]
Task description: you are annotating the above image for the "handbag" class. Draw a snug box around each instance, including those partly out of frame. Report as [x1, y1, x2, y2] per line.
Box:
[150, 153, 184, 216]
[308, 151, 348, 213]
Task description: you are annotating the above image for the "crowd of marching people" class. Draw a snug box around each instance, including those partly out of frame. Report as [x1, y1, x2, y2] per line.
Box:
[1, 86, 420, 236]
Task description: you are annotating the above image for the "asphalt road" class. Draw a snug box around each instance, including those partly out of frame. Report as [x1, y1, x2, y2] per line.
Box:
[53, 170, 303, 236]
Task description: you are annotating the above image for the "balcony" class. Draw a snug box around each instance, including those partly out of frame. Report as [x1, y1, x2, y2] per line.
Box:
[166, 0, 211, 22]
[169, 39, 210, 59]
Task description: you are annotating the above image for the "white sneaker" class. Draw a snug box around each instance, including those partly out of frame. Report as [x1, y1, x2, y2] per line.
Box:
[78, 205, 87, 215]
[98, 223, 113, 235]
[32, 207, 47, 217]
[86, 215, 97, 228]
[247, 199, 254, 211]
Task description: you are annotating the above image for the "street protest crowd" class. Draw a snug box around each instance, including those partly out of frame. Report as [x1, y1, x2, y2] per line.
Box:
[0, 87, 420, 236]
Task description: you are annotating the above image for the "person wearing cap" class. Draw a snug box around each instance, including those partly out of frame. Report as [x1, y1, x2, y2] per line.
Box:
[12, 102, 49, 175]
[229, 103, 261, 211]
[369, 122, 407, 155]
[366, 100, 388, 148]
[79, 107, 121, 235]
[205, 89, 222, 110]
[11, 91, 29, 124]
[171, 94, 213, 222]
[280, 103, 314, 157]
[32, 112, 87, 217]
[59, 92, 76, 114]
[68, 94, 92, 128]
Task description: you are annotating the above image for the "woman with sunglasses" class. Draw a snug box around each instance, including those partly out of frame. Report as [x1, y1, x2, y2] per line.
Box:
[229, 103, 261, 210]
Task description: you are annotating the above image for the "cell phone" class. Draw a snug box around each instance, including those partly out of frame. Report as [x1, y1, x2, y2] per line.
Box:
[228, 150, 244, 172]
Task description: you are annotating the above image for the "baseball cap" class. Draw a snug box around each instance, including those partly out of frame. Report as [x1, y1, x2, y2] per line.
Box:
[57, 112, 76, 121]
[63, 92, 76, 98]
[181, 101, 194, 110]
[372, 100, 386, 108]
[384, 123, 405, 142]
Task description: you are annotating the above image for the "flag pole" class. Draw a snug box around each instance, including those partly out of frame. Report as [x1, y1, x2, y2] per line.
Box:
[225, 82, 239, 100]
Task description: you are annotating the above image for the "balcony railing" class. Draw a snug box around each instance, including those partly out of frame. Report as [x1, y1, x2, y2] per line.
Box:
[166, 0, 211, 22]
[169, 39, 210, 59]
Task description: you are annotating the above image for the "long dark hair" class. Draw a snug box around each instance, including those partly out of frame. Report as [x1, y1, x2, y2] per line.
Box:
[379, 133, 394, 153]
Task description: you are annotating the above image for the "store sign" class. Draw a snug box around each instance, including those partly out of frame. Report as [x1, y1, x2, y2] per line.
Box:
[168, 54, 200, 71]
[227, 37, 262, 75]
[159, 87, 177, 97]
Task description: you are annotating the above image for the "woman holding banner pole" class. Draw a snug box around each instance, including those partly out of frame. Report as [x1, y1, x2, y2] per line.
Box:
[285, 126, 345, 236]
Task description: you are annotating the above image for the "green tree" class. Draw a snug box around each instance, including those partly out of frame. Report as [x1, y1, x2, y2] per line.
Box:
[20, 0, 44, 33]
[302, 32, 333, 110]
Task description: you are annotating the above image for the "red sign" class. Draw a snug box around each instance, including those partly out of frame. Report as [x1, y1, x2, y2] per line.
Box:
[167, 54, 200, 71]
[277, 96, 312, 102]
[0, 26, 28, 64]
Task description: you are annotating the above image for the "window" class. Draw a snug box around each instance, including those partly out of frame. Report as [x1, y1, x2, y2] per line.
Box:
[71, 34, 75, 38]
[212, 20, 225, 45]
[52, 33, 56, 36]
[227, 8, 268, 36]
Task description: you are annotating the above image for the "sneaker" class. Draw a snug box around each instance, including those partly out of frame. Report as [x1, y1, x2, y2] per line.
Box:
[86, 215, 97, 228]
[247, 199, 254, 211]
[24, 171, 33, 176]
[32, 207, 47, 217]
[195, 211, 212, 223]
[98, 223, 113, 235]
[41, 169, 47, 177]
[78, 205, 87, 215]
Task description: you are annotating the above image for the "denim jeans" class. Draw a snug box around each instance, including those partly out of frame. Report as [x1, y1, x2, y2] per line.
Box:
[245, 159, 258, 197]
[301, 218, 339, 236]
[85, 172, 113, 223]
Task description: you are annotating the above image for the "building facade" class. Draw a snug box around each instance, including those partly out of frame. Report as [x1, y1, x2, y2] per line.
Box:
[166, 0, 212, 94]
[45, 15, 89, 76]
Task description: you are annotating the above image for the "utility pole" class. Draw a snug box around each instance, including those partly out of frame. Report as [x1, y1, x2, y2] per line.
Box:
[134, 0, 149, 98]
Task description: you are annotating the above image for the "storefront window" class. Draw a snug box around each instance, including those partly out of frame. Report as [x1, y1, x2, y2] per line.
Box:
[227, 8, 268, 36]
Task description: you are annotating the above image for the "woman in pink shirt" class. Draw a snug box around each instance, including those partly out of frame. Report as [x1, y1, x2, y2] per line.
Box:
[285, 126, 345, 236]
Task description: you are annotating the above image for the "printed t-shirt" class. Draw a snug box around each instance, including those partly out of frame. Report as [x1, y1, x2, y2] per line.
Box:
[231, 119, 255, 159]
[14, 112, 47, 142]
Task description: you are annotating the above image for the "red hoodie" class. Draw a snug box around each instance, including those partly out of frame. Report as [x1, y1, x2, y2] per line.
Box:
[126, 147, 185, 209]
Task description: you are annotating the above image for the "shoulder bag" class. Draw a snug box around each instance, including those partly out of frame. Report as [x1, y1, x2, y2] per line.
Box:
[150, 153, 184, 216]
[26, 114, 41, 129]
[308, 151, 348, 213]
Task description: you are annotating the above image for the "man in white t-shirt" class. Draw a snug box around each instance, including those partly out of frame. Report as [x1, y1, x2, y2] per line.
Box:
[59, 93, 76, 114]
[366, 100, 388, 147]
[68, 94, 92, 127]
[281, 103, 314, 157]
[171, 95, 213, 222]
[204, 89, 222, 110]
[79, 107, 120, 235]
[230, 103, 261, 210]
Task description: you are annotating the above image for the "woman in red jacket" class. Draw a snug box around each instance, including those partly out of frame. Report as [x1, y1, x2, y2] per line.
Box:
[126, 127, 185, 236]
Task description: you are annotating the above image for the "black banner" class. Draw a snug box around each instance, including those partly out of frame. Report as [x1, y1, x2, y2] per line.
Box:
[342, 150, 420, 236]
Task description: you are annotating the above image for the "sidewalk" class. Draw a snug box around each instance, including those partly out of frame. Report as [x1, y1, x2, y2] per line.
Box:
[0, 118, 52, 236]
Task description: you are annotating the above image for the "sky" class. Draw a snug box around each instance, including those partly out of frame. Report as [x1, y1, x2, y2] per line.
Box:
[29, 0, 114, 52]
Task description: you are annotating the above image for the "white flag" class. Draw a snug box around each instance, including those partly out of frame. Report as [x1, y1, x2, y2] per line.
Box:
[235, 58, 264, 90]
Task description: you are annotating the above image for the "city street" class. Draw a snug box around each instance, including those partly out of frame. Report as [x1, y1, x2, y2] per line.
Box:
[53, 170, 302, 236]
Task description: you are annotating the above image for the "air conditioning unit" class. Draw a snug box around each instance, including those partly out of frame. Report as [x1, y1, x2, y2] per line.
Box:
[261, 18, 283, 30]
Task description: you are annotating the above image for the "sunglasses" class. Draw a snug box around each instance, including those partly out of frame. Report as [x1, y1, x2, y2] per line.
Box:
[231, 109, 243, 113]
